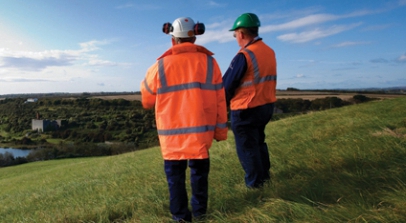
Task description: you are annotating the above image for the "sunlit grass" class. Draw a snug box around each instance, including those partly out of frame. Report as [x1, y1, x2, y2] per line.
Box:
[0, 126, 10, 138]
[45, 138, 64, 144]
[1, 97, 406, 222]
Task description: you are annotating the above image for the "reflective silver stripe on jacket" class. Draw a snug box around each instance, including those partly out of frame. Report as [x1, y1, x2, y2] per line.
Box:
[216, 122, 227, 128]
[155, 54, 227, 135]
[143, 79, 155, 95]
[158, 125, 214, 135]
[240, 48, 277, 87]
[158, 122, 228, 135]
[157, 55, 223, 94]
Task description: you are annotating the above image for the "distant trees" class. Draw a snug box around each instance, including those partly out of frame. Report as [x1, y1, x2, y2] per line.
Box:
[0, 152, 28, 167]
[274, 95, 376, 116]
[0, 152, 14, 166]
[352, 94, 373, 103]
[0, 96, 158, 160]
[23, 142, 139, 162]
[0, 93, 378, 168]
[0, 141, 145, 167]
[310, 97, 350, 110]
[276, 98, 311, 113]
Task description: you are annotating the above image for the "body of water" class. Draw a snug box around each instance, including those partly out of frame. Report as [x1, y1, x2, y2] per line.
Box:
[0, 148, 32, 158]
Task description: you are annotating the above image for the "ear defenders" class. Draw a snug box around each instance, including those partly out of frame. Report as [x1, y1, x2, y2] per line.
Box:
[162, 22, 173, 34]
[162, 22, 205, 35]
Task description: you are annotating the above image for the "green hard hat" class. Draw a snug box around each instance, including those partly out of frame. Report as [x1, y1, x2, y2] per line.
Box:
[229, 13, 261, 31]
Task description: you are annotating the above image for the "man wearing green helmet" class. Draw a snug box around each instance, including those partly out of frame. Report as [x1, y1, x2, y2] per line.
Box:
[223, 13, 277, 188]
[230, 12, 261, 31]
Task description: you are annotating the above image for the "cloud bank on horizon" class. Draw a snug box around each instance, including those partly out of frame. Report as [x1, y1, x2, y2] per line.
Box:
[0, 0, 405, 95]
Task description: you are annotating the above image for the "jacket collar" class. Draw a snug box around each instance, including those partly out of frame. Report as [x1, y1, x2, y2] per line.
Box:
[244, 36, 262, 48]
[158, 42, 213, 59]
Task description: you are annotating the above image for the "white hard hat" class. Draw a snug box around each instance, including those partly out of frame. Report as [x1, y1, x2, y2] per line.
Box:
[171, 17, 196, 38]
[162, 17, 205, 38]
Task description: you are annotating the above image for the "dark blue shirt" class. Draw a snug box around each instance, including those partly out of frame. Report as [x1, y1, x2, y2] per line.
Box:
[222, 53, 247, 106]
[223, 37, 262, 106]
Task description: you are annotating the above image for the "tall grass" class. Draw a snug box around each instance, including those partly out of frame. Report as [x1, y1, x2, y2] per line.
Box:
[1, 97, 405, 222]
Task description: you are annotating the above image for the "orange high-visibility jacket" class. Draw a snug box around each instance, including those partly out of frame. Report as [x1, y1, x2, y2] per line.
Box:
[230, 40, 277, 110]
[141, 42, 228, 160]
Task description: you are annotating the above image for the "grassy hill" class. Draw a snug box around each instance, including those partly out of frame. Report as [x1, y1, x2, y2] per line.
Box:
[1, 97, 405, 223]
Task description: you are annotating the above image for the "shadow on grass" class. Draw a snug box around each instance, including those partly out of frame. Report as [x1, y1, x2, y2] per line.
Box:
[212, 139, 406, 221]
[275, 142, 406, 206]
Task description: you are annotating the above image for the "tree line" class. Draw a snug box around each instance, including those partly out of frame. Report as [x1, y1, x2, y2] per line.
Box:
[272, 94, 376, 120]
[0, 94, 376, 167]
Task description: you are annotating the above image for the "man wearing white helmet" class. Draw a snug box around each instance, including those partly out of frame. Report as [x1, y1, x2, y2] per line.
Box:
[141, 17, 228, 222]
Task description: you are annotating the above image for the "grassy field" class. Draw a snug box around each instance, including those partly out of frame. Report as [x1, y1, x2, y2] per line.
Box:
[1, 97, 405, 222]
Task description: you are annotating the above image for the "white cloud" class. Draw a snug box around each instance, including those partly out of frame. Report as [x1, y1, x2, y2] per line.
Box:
[1, 55, 74, 71]
[260, 7, 323, 21]
[261, 14, 340, 32]
[296, 74, 305, 78]
[0, 77, 53, 83]
[87, 59, 118, 66]
[208, 1, 225, 7]
[0, 39, 128, 94]
[205, 20, 230, 29]
[201, 9, 375, 44]
[277, 22, 362, 43]
[115, 3, 135, 9]
[196, 27, 233, 45]
[0, 40, 118, 72]
[261, 9, 376, 33]
[397, 54, 406, 62]
[79, 40, 110, 52]
[116, 3, 160, 10]
[331, 41, 372, 48]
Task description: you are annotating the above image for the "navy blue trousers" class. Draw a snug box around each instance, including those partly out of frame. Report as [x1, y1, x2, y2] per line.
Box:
[164, 159, 210, 222]
[231, 103, 274, 188]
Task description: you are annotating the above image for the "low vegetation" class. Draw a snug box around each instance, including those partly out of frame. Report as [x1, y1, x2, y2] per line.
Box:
[0, 96, 159, 166]
[0, 93, 378, 167]
[1, 96, 405, 222]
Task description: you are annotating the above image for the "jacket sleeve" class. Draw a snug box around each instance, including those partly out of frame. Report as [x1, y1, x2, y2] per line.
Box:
[140, 62, 159, 109]
[212, 59, 228, 141]
[222, 53, 247, 106]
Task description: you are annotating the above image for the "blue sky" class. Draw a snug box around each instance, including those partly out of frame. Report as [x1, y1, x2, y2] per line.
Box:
[0, 0, 405, 95]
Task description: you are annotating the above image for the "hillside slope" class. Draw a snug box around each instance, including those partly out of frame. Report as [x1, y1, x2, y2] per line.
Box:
[1, 97, 405, 223]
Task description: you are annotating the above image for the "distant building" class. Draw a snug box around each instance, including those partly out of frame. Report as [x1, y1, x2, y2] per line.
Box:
[32, 119, 67, 132]
[25, 98, 38, 103]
